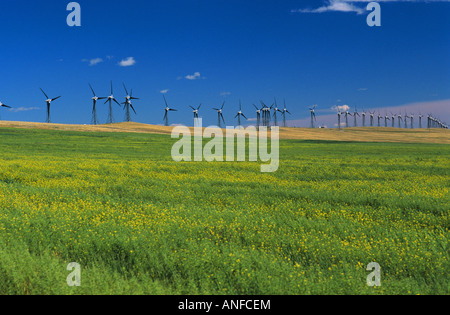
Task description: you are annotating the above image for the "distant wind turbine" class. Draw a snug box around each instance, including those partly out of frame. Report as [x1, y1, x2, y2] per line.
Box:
[213, 102, 226, 128]
[40, 88, 61, 123]
[104, 81, 121, 124]
[235, 100, 247, 126]
[163, 95, 177, 126]
[88, 83, 106, 125]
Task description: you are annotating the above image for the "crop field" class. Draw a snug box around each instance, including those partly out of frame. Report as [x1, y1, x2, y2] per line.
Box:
[0, 126, 448, 295]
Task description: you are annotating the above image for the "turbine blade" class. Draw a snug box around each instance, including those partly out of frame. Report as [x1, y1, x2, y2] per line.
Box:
[52, 96, 61, 101]
[123, 83, 129, 96]
[40, 88, 49, 99]
[89, 83, 96, 96]
[130, 104, 136, 114]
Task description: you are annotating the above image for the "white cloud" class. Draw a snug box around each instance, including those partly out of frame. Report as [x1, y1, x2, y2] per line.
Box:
[185, 72, 201, 80]
[160, 89, 169, 94]
[332, 104, 351, 112]
[118, 57, 136, 67]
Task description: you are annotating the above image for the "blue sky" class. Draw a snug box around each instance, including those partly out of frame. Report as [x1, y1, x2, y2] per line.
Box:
[0, 0, 448, 127]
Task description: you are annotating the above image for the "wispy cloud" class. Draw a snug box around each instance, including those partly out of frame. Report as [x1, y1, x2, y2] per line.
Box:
[82, 58, 104, 66]
[118, 57, 136, 67]
[160, 89, 169, 94]
[8, 107, 40, 113]
[185, 72, 201, 80]
[291, 0, 450, 15]
[291, 0, 365, 14]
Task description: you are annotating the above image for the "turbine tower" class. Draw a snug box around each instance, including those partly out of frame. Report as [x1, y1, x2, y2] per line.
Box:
[353, 107, 360, 127]
[253, 104, 262, 129]
[418, 113, 423, 129]
[309, 105, 317, 128]
[384, 113, 390, 127]
[272, 98, 282, 127]
[337, 110, 342, 130]
[88, 83, 106, 125]
[409, 113, 414, 129]
[397, 114, 403, 128]
[104, 81, 121, 124]
[40, 88, 61, 123]
[163, 95, 177, 126]
[344, 109, 352, 128]
[281, 100, 291, 127]
[213, 102, 226, 128]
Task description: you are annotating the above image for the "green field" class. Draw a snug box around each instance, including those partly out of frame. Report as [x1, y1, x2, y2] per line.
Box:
[0, 127, 448, 294]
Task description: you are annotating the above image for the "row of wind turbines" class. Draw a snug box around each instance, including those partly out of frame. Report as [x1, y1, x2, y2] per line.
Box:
[0, 83, 447, 129]
[164, 97, 292, 128]
[308, 105, 448, 129]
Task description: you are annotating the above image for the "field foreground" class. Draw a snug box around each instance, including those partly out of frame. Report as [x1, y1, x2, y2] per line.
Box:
[0, 126, 448, 294]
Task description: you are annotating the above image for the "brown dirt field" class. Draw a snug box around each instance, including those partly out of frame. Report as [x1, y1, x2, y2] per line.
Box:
[0, 121, 449, 144]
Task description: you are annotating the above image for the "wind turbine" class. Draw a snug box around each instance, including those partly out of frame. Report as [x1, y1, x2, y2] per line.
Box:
[88, 83, 106, 125]
[362, 110, 367, 127]
[122, 99, 137, 122]
[391, 113, 396, 128]
[123, 83, 139, 103]
[122, 85, 139, 122]
[404, 113, 409, 128]
[281, 100, 291, 127]
[40, 88, 61, 123]
[235, 100, 247, 126]
[409, 113, 414, 129]
[0, 100, 12, 120]
[418, 113, 424, 129]
[260, 101, 272, 127]
[309, 105, 317, 128]
[377, 113, 382, 127]
[384, 113, 390, 127]
[397, 113, 403, 128]
[163, 95, 177, 126]
[253, 104, 262, 129]
[353, 107, 360, 127]
[213, 102, 226, 128]
[337, 109, 342, 130]
[190, 104, 202, 126]
[272, 98, 283, 127]
[369, 111, 375, 127]
[104, 81, 121, 124]
[343, 108, 352, 128]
